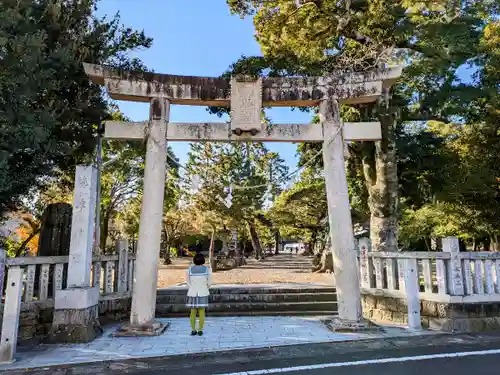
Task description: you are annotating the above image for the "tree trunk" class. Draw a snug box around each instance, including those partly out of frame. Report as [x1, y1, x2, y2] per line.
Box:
[319, 234, 328, 253]
[435, 237, 443, 251]
[164, 245, 171, 264]
[247, 220, 263, 260]
[361, 106, 399, 252]
[482, 237, 491, 251]
[492, 234, 499, 251]
[209, 228, 217, 270]
[162, 227, 172, 265]
[255, 213, 279, 256]
[312, 250, 334, 273]
[100, 209, 112, 253]
[274, 230, 281, 255]
[305, 230, 317, 256]
[424, 237, 431, 251]
[318, 232, 329, 254]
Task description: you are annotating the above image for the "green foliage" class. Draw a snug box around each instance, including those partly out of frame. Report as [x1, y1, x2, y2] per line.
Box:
[396, 122, 455, 208]
[399, 120, 500, 249]
[269, 168, 328, 247]
[3, 234, 20, 257]
[183, 141, 288, 255]
[226, 0, 500, 251]
[0, 0, 152, 215]
[254, 217, 274, 248]
[116, 196, 141, 238]
[114, 146, 180, 246]
[185, 142, 287, 222]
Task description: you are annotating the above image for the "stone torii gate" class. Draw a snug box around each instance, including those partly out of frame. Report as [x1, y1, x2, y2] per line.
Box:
[72, 63, 401, 336]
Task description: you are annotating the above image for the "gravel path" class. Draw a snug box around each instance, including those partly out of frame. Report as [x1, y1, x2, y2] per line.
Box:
[156, 254, 333, 288]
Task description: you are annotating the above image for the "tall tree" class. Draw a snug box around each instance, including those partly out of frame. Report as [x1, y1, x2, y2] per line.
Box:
[114, 144, 180, 253]
[226, 0, 499, 251]
[0, 0, 152, 218]
[185, 141, 288, 259]
[270, 168, 328, 254]
[99, 139, 144, 250]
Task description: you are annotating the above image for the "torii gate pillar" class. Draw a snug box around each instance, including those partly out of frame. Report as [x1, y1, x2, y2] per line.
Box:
[320, 98, 362, 323]
[116, 98, 170, 336]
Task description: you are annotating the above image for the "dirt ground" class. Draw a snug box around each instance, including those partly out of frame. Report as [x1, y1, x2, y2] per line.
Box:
[156, 254, 333, 288]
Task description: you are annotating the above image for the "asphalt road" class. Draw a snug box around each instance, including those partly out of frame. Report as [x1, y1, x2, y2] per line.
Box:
[231, 352, 500, 375]
[8, 332, 500, 375]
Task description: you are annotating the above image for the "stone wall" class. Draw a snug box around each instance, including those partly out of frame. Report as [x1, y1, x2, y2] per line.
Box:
[0, 296, 132, 345]
[98, 296, 132, 323]
[362, 293, 500, 332]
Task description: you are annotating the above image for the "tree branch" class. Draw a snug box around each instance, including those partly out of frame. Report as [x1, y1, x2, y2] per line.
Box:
[15, 227, 41, 257]
[288, 1, 320, 18]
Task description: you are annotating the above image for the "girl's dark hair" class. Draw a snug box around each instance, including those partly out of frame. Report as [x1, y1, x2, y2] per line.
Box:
[193, 253, 206, 266]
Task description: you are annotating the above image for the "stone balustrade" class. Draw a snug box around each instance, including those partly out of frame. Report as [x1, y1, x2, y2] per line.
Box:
[6, 256, 69, 303]
[360, 249, 500, 302]
[359, 236, 500, 331]
[93, 253, 136, 296]
[0, 247, 136, 362]
[1, 252, 136, 305]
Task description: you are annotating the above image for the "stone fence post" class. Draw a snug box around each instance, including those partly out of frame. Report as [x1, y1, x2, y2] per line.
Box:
[404, 258, 422, 331]
[0, 249, 6, 299]
[359, 237, 372, 289]
[0, 266, 23, 363]
[442, 236, 465, 296]
[117, 239, 129, 294]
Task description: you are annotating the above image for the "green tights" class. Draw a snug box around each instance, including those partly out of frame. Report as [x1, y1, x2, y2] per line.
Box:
[190, 308, 205, 331]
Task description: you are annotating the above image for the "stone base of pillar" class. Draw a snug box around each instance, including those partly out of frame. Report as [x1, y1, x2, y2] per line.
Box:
[111, 320, 170, 337]
[323, 317, 384, 333]
[47, 305, 102, 343]
[47, 286, 102, 344]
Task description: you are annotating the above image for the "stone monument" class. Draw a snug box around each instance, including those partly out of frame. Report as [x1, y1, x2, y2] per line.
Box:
[37, 203, 72, 257]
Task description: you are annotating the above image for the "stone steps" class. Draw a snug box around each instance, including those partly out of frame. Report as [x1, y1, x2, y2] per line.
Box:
[155, 285, 338, 317]
[157, 292, 337, 304]
[156, 301, 337, 315]
[157, 285, 336, 295]
[158, 310, 335, 317]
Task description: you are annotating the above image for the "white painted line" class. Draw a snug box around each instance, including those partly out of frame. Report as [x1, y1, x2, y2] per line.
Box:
[215, 348, 500, 375]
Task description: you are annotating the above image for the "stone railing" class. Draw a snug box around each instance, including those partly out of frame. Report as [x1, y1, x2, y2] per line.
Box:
[1, 244, 136, 306]
[0, 243, 136, 363]
[93, 251, 136, 297]
[360, 251, 450, 299]
[6, 255, 71, 304]
[360, 248, 500, 302]
[359, 236, 500, 330]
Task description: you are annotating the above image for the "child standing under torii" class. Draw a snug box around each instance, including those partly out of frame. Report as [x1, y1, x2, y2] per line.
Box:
[186, 252, 212, 336]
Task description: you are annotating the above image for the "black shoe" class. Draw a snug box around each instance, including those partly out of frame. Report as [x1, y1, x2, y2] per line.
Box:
[191, 330, 197, 336]
[198, 331, 203, 336]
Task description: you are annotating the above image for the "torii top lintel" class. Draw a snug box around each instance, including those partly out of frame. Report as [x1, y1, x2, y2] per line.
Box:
[83, 63, 402, 107]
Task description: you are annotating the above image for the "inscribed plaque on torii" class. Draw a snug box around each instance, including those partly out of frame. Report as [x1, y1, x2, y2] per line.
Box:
[230, 76, 263, 135]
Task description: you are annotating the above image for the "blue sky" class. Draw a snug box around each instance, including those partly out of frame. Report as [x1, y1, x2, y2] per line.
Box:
[96, 0, 313, 169]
